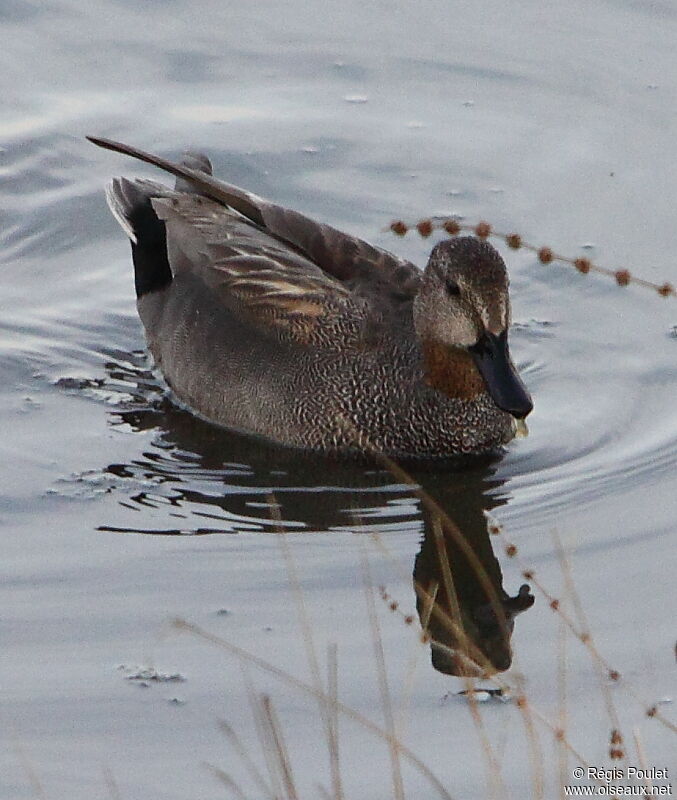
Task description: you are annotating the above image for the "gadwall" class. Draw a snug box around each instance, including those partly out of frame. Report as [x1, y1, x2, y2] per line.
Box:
[89, 136, 532, 459]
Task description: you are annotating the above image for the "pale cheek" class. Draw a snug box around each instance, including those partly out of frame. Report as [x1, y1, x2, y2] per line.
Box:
[445, 315, 478, 347]
[482, 299, 509, 335]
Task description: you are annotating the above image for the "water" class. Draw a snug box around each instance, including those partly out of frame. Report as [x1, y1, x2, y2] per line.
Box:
[2, 1, 676, 797]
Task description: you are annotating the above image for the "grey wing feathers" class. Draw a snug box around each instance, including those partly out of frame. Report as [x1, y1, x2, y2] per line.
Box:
[91, 135, 421, 294]
[92, 135, 417, 343]
[152, 195, 364, 342]
[259, 205, 422, 297]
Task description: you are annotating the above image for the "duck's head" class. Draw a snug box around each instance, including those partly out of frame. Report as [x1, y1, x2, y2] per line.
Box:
[413, 236, 533, 419]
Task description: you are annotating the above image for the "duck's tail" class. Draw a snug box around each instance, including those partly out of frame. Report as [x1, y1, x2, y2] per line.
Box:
[90, 135, 269, 298]
[105, 177, 173, 298]
[103, 149, 216, 297]
[88, 136, 264, 224]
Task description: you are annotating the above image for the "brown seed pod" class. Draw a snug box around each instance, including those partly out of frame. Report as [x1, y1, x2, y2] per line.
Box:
[538, 247, 554, 264]
[475, 221, 491, 239]
[610, 729, 623, 745]
[608, 669, 620, 681]
[416, 219, 434, 237]
[550, 599, 560, 611]
[505, 543, 517, 558]
[386, 216, 674, 298]
[615, 269, 631, 286]
[404, 615, 414, 625]
[522, 569, 534, 580]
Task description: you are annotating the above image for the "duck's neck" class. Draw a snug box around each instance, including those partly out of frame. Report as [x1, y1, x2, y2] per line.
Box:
[422, 339, 485, 400]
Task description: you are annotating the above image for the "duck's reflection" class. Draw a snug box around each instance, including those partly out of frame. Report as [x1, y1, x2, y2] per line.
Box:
[410, 467, 534, 676]
[97, 351, 534, 676]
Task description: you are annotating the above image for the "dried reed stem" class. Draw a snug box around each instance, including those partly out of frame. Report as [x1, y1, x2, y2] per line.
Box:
[336, 417, 516, 679]
[241, 664, 284, 799]
[389, 218, 676, 298]
[326, 643, 341, 800]
[267, 493, 345, 800]
[260, 695, 299, 800]
[203, 762, 252, 800]
[217, 719, 274, 799]
[556, 618, 569, 800]
[173, 618, 456, 800]
[8, 727, 46, 800]
[360, 547, 406, 800]
[102, 766, 123, 800]
[553, 532, 627, 763]
[492, 524, 677, 737]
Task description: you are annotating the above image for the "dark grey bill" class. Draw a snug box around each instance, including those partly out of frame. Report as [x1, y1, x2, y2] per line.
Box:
[469, 330, 533, 419]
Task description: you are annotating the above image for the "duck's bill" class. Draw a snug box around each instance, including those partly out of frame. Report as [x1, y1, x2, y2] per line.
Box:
[469, 331, 533, 419]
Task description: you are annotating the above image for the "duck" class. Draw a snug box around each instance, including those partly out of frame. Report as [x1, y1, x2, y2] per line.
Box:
[89, 136, 533, 460]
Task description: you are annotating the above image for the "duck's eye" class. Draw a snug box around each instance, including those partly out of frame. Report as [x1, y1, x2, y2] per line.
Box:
[446, 280, 461, 297]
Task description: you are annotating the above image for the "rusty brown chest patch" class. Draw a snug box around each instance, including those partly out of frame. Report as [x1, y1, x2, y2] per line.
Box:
[422, 339, 485, 400]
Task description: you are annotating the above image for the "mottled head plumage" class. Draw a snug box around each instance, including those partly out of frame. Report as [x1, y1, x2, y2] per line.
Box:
[414, 236, 511, 348]
[414, 237, 532, 419]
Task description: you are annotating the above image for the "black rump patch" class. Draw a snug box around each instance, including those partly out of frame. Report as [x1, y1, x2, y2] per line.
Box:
[128, 200, 172, 298]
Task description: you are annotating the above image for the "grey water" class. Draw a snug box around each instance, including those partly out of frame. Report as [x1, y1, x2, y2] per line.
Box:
[2, 1, 676, 798]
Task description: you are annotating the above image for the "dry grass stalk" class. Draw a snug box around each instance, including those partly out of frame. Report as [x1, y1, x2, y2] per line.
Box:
[556, 618, 569, 800]
[267, 493, 345, 800]
[363, 472, 674, 794]
[337, 417, 516, 677]
[631, 729, 653, 795]
[360, 547, 406, 800]
[241, 664, 286, 799]
[366, 511, 508, 799]
[9, 727, 46, 800]
[204, 762, 252, 800]
[102, 765, 123, 800]
[374, 557, 613, 790]
[326, 644, 341, 800]
[427, 520, 505, 796]
[173, 618, 456, 800]
[513, 688, 545, 800]
[217, 719, 274, 799]
[461, 680, 505, 800]
[260, 694, 299, 800]
[373, 576, 424, 744]
[389, 217, 677, 298]
[494, 524, 677, 737]
[180, 431, 673, 798]
[552, 532, 627, 763]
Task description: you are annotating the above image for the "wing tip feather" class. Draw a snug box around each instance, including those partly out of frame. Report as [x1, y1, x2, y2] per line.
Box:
[104, 178, 138, 243]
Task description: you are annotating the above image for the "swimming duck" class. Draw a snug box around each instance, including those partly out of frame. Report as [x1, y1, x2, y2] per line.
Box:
[89, 136, 532, 459]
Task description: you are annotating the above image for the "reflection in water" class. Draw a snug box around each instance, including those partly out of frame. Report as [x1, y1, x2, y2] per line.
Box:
[412, 485, 534, 676]
[85, 350, 535, 675]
